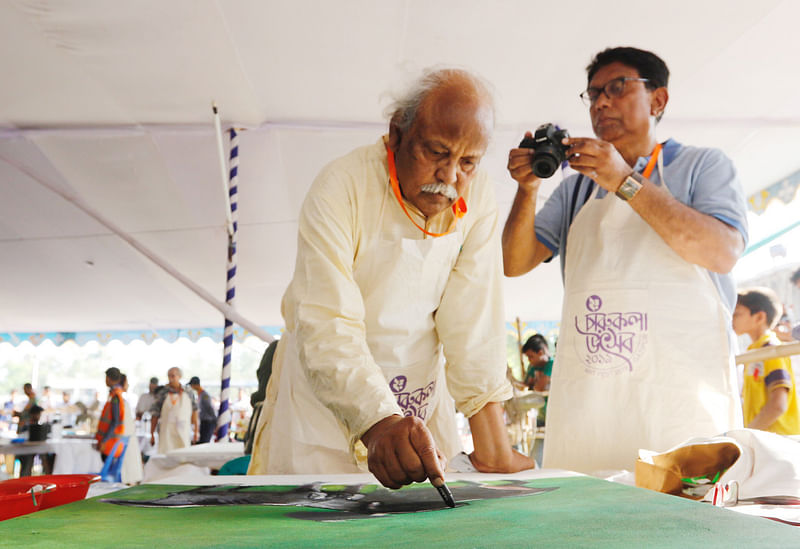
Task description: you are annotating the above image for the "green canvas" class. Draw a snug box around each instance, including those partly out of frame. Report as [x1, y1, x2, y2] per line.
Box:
[2, 476, 797, 548]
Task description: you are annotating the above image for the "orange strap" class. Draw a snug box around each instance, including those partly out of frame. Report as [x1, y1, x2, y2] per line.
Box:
[385, 142, 466, 238]
[641, 143, 662, 179]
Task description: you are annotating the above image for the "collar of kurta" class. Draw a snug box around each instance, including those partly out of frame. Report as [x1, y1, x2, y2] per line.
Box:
[384, 140, 467, 238]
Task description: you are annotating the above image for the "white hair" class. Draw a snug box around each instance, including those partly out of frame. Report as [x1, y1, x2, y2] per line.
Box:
[385, 67, 496, 132]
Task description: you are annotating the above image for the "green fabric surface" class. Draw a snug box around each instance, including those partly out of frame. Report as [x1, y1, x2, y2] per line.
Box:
[2, 477, 797, 548]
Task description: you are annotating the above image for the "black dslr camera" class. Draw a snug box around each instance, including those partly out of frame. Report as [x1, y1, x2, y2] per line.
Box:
[519, 123, 570, 178]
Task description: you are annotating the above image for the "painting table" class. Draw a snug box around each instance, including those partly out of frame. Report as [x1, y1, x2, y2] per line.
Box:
[3, 470, 798, 547]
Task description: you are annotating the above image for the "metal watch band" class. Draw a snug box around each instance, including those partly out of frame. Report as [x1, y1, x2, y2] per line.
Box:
[615, 171, 645, 201]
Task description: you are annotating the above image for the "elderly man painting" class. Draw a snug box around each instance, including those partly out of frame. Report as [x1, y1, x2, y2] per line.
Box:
[249, 68, 534, 488]
[503, 47, 748, 473]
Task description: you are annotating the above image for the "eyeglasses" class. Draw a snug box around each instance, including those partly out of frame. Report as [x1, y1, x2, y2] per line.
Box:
[580, 76, 650, 106]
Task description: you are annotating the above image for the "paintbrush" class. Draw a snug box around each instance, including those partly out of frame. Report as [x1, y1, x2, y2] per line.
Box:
[432, 477, 456, 508]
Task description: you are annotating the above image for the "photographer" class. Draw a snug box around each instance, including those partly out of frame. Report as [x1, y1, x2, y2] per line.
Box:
[502, 47, 749, 473]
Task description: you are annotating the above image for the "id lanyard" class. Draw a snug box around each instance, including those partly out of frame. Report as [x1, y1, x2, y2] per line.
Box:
[385, 142, 467, 238]
[641, 142, 663, 179]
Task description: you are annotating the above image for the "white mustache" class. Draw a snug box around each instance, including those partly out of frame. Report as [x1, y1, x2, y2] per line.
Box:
[420, 183, 458, 201]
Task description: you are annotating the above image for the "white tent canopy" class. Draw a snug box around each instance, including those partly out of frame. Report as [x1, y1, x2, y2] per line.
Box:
[3, 0, 800, 336]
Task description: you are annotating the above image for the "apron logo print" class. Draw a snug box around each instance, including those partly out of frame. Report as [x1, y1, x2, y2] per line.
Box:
[389, 375, 407, 393]
[389, 376, 435, 420]
[574, 294, 648, 375]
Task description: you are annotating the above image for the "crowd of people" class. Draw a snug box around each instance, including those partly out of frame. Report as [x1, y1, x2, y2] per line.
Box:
[1, 367, 255, 482]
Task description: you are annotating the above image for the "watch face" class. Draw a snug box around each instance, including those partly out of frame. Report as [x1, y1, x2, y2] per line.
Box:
[617, 176, 642, 201]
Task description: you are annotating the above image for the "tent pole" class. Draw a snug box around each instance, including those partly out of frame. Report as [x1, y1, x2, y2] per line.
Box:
[215, 127, 239, 442]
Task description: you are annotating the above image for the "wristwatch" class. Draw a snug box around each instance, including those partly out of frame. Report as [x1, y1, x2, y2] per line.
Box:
[615, 171, 645, 201]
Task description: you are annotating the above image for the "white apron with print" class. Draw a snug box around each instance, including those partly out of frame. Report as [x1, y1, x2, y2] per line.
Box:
[263, 231, 463, 474]
[543, 182, 742, 473]
[158, 392, 192, 454]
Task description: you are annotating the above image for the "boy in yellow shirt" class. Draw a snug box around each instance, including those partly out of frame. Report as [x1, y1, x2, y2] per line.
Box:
[732, 287, 800, 435]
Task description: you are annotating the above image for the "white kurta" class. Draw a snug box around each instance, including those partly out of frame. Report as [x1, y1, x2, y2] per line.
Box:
[121, 398, 143, 484]
[249, 138, 511, 474]
[157, 392, 193, 454]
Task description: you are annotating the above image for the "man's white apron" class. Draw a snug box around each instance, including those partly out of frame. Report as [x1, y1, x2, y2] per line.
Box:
[543, 176, 742, 473]
[258, 231, 463, 474]
[158, 391, 192, 454]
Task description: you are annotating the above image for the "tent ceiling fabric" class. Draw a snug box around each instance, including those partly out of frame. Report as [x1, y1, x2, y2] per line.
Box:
[2, 0, 800, 334]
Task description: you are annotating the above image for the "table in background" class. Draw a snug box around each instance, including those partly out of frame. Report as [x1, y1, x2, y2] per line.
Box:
[0, 437, 102, 475]
[142, 442, 244, 482]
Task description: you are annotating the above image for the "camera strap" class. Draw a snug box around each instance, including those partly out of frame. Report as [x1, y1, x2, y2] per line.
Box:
[385, 142, 467, 238]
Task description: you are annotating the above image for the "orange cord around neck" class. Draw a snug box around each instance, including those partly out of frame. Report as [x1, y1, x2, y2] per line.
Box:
[641, 142, 662, 179]
[385, 142, 466, 238]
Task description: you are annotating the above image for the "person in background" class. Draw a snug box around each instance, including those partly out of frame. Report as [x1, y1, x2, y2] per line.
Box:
[118, 374, 143, 484]
[87, 390, 102, 433]
[1, 389, 17, 423]
[136, 377, 159, 420]
[775, 310, 796, 343]
[150, 367, 198, 453]
[522, 334, 553, 392]
[249, 67, 535, 486]
[55, 390, 78, 427]
[732, 287, 800, 435]
[12, 383, 37, 434]
[135, 376, 159, 461]
[94, 367, 126, 462]
[39, 386, 53, 419]
[189, 376, 216, 444]
[503, 46, 748, 473]
[17, 405, 54, 476]
[790, 267, 800, 341]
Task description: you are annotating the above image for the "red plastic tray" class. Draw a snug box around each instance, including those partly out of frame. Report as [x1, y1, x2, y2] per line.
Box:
[2, 474, 100, 510]
[0, 481, 56, 521]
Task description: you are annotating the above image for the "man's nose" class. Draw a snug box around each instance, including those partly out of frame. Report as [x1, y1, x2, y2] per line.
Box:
[591, 91, 612, 112]
[436, 159, 458, 185]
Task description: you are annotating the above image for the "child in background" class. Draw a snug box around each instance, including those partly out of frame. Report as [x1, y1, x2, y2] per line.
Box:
[732, 287, 800, 435]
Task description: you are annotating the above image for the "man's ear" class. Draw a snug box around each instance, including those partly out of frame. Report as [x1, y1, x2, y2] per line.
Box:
[387, 119, 402, 152]
[650, 87, 669, 119]
[754, 310, 768, 327]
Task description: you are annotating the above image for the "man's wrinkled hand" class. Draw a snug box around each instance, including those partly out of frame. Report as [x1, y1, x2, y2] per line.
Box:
[361, 415, 447, 490]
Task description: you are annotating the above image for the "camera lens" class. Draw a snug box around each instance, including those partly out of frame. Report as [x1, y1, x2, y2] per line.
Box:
[531, 152, 559, 178]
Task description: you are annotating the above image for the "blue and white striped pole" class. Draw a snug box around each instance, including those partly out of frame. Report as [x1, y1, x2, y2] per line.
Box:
[216, 127, 239, 441]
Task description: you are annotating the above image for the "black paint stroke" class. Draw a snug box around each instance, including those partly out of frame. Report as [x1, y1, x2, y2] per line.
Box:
[102, 480, 557, 522]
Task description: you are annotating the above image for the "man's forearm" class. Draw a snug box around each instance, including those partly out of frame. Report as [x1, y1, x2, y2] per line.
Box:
[468, 402, 534, 472]
[627, 180, 744, 273]
[502, 187, 549, 276]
